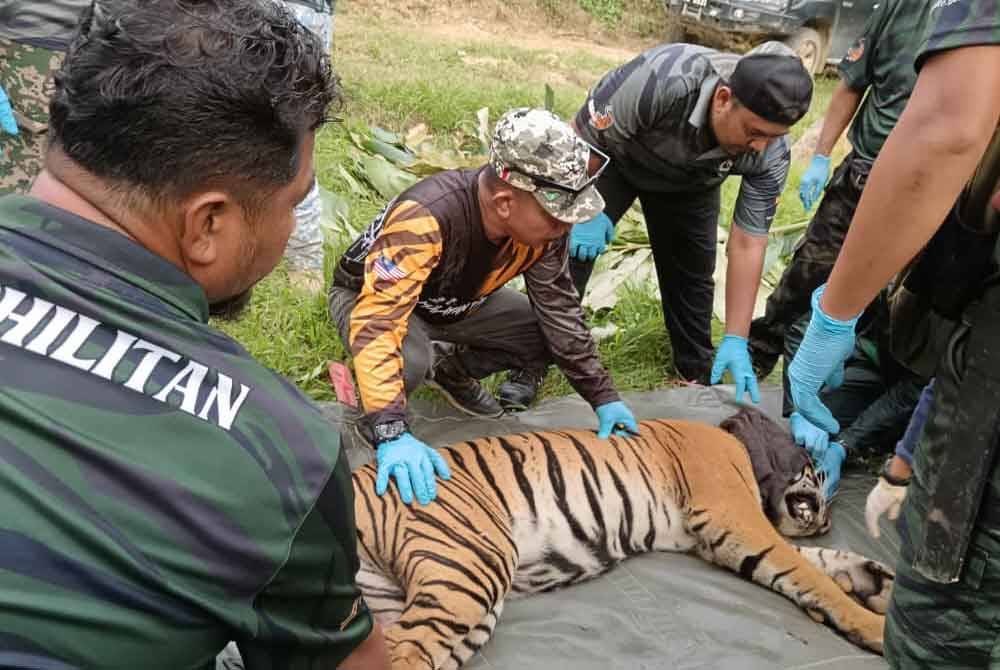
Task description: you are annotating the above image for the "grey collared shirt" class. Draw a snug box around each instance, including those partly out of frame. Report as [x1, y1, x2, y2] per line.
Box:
[575, 43, 792, 236]
[0, 0, 89, 51]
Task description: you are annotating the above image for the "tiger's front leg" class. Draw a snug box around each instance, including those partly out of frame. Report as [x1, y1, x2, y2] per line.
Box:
[794, 546, 895, 615]
[690, 506, 885, 654]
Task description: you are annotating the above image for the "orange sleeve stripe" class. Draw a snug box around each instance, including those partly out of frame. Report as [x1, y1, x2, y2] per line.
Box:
[349, 207, 443, 417]
[477, 240, 543, 297]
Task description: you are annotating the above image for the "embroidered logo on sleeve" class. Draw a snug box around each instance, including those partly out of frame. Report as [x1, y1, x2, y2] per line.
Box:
[588, 99, 615, 131]
[845, 38, 866, 62]
[374, 255, 406, 282]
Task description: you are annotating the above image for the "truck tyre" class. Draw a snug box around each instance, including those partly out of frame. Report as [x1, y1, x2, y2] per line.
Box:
[784, 26, 825, 75]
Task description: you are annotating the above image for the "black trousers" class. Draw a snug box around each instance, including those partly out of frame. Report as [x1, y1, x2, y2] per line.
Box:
[329, 286, 551, 394]
[748, 152, 869, 377]
[570, 161, 719, 382]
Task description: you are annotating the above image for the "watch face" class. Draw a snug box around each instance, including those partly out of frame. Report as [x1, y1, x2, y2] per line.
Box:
[375, 421, 405, 442]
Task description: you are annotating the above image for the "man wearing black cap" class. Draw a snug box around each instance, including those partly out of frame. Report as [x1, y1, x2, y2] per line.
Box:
[499, 42, 813, 411]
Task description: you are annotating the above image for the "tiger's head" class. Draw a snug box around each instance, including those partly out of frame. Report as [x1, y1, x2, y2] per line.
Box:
[719, 407, 831, 537]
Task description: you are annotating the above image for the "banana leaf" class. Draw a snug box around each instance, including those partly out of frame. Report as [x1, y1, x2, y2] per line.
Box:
[355, 154, 418, 200]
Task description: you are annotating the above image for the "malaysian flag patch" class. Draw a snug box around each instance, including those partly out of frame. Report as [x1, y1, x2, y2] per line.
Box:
[373, 255, 406, 282]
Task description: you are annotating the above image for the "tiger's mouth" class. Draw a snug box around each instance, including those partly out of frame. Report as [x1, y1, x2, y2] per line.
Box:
[786, 492, 820, 526]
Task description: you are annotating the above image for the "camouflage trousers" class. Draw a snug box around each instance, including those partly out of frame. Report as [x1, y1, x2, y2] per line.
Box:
[0, 39, 64, 196]
[277, 0, 335, 272]
[747, 152, 871, 377]
[886, 486, 1000, 668]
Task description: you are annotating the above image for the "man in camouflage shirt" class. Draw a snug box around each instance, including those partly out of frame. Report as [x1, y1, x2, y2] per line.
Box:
[748, 0, 932, 383]
[0, 1, 389, 667]
[0, 0, 89, 194]
[0, 0, 336, 281]
[785, 0, 1000, 665]
[271, 0, 336, 280]
[329, 108, 638, 506]
[500, 42, 813, 411]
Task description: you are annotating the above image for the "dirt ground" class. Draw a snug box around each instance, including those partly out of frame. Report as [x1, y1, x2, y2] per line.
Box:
[336, 0, 840, 159]
[337, 0, 664, 59]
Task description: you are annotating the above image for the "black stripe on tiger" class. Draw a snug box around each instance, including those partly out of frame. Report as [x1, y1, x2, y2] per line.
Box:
[605, 463, 637, 555]
[407, 550, 502, 604]
[469, 444, 512, 518]
[709, 530, 731, 551]
[495, 436, 538, 519]
[410, 507, 513, 585]
[403, 529, 506, 601]
[739, 546, 776, 581]
[539, 434, 614, 569]
[769, 568, 796, 587]
[560, 432, 604, 496]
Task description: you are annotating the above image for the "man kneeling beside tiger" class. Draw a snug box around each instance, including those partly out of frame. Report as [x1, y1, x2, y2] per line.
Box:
[351, 407, 894, 670]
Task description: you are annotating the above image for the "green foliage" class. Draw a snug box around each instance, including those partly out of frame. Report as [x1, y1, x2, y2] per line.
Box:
[577, 0, 624, 26]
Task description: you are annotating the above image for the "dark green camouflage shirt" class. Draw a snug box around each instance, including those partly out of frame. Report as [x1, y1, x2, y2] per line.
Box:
[900, 0, 1000, 583]
[838, 0, 933, 164]
[0, 195, 371, 669]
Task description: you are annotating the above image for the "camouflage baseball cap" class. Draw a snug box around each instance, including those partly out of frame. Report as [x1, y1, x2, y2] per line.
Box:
[489, 107, 607, 224]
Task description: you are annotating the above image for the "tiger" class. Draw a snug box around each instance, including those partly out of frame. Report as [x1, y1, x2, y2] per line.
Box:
[351, 407, 895, 670]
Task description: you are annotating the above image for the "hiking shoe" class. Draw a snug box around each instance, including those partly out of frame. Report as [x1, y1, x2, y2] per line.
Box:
[428, 349, 504, 418]
[497, 367, 547, 411]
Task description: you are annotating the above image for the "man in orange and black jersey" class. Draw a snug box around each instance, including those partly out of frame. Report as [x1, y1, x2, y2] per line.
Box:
[329, 107, 638, 506]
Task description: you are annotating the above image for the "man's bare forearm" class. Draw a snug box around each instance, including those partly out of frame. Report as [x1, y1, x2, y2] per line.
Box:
[724, 227, 768, 337]
[821, 46, 1000, 320]
[339, 623, 391, 670]
[814, 79, 864, 158]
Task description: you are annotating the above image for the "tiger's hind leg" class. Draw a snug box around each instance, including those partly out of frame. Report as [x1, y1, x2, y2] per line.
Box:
[439, 602, 506, 670]
[386, 547, 514, 670]
[357, 557, 407, 628]
[691, 508, 885, 653]
[379, 491, 518, 670]
[795, 547, 895, 615]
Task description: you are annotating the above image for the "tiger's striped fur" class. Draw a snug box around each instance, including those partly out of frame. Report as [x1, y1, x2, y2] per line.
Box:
[352, 417, 894, 670]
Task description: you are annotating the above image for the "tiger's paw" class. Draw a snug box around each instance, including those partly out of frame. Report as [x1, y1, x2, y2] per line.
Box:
[797, 547, 895, 614]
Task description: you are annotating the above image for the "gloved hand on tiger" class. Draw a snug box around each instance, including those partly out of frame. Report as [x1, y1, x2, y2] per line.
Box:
[595, 400, 639, 439]
[788, 285, 860, 434]
[375, 432, 451, 506]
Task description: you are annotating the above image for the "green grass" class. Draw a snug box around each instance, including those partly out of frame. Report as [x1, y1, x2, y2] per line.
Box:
[216, 10, 840, 403]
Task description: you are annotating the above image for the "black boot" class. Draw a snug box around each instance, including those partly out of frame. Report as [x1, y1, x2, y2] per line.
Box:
[428, 347, 504, 418]
[497, 367, 547, 412]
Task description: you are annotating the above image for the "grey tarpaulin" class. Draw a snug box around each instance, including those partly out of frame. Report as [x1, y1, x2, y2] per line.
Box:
[219, 385, 900, 669]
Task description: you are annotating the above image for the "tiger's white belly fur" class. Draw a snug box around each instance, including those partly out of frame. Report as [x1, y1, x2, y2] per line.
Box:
[508, 491, 696, 595]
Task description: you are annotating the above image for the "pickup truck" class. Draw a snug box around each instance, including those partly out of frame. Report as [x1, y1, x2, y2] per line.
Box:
[663, 0, 878, 74]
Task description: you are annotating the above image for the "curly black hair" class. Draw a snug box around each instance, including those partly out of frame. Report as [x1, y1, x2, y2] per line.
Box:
[49, 0, 339, 209]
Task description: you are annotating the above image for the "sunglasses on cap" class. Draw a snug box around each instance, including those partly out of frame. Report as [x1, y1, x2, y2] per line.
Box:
[499, 143, 610, 196]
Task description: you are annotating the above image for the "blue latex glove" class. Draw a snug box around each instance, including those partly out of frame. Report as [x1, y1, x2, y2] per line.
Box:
[710, 334, 760, 404]
[789, 411, 830, 460]
[787, 285, 859, 434]
[569, 212, 615, 262]
[0, 84, 17, 136]
[375, 432, 451, 506]
[595, 401, 639, 439]
[818, 441, 846, 499]
[798, 154, 831, 211]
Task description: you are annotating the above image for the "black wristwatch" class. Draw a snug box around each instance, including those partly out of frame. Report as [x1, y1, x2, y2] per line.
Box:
[373, 419, 409, 445]
[880, 456, 911, 487]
